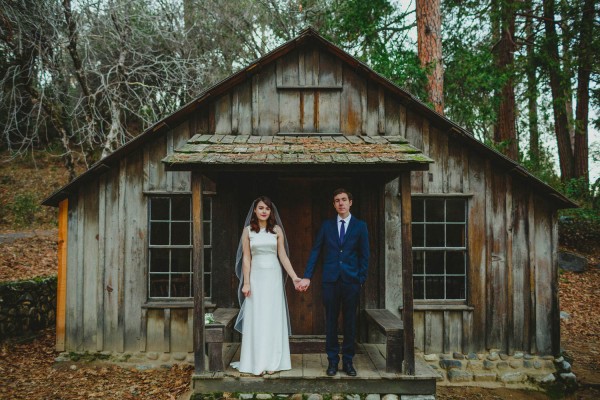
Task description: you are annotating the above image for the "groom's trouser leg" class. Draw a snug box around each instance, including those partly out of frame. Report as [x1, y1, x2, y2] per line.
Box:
[341, 282, 360, 364]
[322, 281, 341, 363]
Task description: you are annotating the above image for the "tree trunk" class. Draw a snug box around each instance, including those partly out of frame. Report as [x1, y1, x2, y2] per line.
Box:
[573, 0, 595, 186]
[559, 0, 576, 151]
[493, 0, 519, 160]
[543, 0, 574, 181]
[416, 0, 444, 114]
[525, 2, 539, 167]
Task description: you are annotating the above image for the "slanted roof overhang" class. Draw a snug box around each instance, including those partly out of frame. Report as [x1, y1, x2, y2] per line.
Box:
[162, 134, 433, 176]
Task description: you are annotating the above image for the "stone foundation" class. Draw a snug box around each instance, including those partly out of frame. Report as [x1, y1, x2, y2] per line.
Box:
[421, 350, 576, 387]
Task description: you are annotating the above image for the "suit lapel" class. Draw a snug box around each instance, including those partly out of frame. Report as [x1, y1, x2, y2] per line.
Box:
[340, 216, 356, 246]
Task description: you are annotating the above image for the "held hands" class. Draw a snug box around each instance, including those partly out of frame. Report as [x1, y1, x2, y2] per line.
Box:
[296, 278, 311, 292]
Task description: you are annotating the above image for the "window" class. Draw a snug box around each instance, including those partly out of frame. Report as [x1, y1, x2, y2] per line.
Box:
[412, 198, 467, 300]
[148, 196, 192, 299]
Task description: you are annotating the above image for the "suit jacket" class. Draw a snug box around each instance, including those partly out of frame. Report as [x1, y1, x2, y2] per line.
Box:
[304, 215, 370, 284]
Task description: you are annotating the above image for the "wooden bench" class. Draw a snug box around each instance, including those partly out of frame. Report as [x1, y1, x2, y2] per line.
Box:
[365, 309, 404, 373]
[205, 308, 239, 371]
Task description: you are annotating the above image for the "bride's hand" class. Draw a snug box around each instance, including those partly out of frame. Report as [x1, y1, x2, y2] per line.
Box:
[242, 283, 251, 297]
[292, 277, 302, 283]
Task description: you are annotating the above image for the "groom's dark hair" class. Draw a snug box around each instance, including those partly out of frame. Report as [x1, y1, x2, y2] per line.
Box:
[333, 188, 352, 201]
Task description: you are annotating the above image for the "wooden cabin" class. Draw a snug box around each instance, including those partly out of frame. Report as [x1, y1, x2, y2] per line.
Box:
[43, 28, 575, 393]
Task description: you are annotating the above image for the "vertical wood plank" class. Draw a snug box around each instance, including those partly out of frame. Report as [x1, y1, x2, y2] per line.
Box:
[164, 308, 171, 353]
[192, 173, 205, 372]
[96, 175, 106, 351]
[56, 199, 68, 351]
[65, 195, 79, 350]
[231, 88, 239, 134]
[170, 309, 189, 352]
[82, 182, 99, 350]
[384, 94, 400, 136]
[317, 52, 341, 132]
[487, 169, 508, 352]
[447, 138, 464, 193]
[214, 93, 232, 134]
[468, 154, 487, 352]
[506, 177, 514, 355]
[256, 64, 279, 135]
[398, 104, 407, 137]
[117, 159, 127, 353]
[123, 151, 146, 351]
[76, 189, 85, 350]
[146, 135, 168, 191]
[366, 82, 379, 136]
[252, 75, 259, 134]
[462, 310, 473, 354]
[413, 311, 425, 352]
[166, 130, 174, 192]
[378, 86, 385, 134]
[400, 173, 415, 374]
[405, 112, 423, 193]
[511, 181, 530, 353]
[551, 211, 560, 356]
[171, 123, 192, 192]
[340, 66, 363, 135]
[384, 178, 402, 316]
[237, 81, 253, 135]
[103, 168, 120, 351]
[427, 127, 445, 193]
[534, 196, 553, 354]
[528, 192, 537, 354]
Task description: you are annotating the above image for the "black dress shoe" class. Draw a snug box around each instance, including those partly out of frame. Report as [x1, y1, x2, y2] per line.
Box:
[326, 361, 338, 376]
[342, 362, 357, 376]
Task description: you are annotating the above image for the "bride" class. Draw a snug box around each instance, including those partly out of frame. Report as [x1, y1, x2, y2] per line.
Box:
[230, 196, 301, 375]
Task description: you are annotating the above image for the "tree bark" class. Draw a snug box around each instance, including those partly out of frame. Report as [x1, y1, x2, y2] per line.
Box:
[543, 0, 574, 181]
[525, 2, 539, 167]
[416, 0, 444, 114]
[573, 0, 595, 186]
[493, 0, 519, 160]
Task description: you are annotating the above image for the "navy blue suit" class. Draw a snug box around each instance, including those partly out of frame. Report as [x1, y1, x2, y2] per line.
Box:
[304, 215, 369, 364]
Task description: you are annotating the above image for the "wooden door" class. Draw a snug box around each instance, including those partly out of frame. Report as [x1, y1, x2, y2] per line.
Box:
[275, 178, 351, 335]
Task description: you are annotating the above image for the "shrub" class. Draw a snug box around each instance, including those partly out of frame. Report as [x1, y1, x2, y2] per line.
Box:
[10, 193, 40, 226]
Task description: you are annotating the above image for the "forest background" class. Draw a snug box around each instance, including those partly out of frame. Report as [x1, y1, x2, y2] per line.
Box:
[0, 0, 599, 226]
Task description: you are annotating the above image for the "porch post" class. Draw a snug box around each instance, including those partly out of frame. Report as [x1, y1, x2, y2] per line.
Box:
[400, 172, 415, 375]
[192, 172, 205, 373]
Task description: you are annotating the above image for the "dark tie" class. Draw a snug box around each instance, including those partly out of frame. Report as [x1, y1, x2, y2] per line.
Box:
[339, 219, 346, 243]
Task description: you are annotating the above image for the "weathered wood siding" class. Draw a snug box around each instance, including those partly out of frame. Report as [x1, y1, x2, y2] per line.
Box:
[64, 42, 560, 355]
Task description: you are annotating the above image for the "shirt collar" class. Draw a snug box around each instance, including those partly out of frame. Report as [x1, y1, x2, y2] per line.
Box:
[337, 214, 351, 224]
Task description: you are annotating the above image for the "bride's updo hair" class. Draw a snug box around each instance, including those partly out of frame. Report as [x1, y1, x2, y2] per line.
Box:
[250, 196, 277, 234]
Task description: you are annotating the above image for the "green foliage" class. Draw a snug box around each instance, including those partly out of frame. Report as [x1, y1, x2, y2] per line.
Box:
[10, 193, 40, 227]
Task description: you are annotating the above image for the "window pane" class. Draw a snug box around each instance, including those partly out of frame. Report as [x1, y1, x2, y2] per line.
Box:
[203, 222, 211, 246]
[446, 251, 466, 275]
[172, 222, 191, 245]
[150, 222, 169, 245]
[149, 274, 169, 297]
[150, 249, 170, 273]
[414, 276, 425, 299]
[204, 273, 211, 298]
[446, 276, 466, 299]
[204, 248, 212, 273]
[203, 197, 212, 221]
[413, 224, 424, 247]
[426, 224, 444, 247]
[413, 251, 424, 274]
[425, 276, 444, 299]
[172, 249, 191, 273]
[425, 251, 444, 274]
[412, 199, 424, 222]
[171, 197, 191, 221]
[151, 198, 170, 220]
[425, 199, 445, 222]
[171, 274, 191, 298]
[447, 199, 465, 222]
[446, 224, 465, 247]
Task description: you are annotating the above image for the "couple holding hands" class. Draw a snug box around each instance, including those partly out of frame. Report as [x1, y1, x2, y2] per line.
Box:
[230, 188, 370, 377]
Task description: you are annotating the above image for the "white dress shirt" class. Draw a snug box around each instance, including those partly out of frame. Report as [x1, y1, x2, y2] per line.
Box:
[337, 214, 352, 237]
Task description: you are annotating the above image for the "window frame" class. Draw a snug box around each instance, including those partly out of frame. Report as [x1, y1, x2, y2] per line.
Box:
[411, 195, 469, 302]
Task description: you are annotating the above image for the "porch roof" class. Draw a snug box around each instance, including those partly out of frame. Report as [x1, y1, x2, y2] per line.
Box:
[162, 134, 433, 171]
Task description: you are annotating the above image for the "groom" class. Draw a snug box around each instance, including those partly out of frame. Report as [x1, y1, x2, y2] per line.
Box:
[298, 188, 369, 377]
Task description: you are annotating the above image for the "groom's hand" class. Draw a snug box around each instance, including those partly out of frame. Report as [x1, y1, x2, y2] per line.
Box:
[298, 278, 311, 292]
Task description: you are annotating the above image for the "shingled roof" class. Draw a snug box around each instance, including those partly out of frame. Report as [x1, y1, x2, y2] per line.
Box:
[162, 134, 433, 170]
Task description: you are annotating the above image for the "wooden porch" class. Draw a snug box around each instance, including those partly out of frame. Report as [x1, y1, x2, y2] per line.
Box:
[192, 342, 438, 395]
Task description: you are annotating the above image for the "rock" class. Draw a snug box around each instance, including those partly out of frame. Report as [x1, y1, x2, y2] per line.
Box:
[453, 352, 465, 360]
[290, 394, 303, 400]
[257, 394, 273, 400]
[439, 359, 462, 370]
[539, 373, 557, 384]
[533, 360, 543, 369]
[146, 352, 159, 360]
[487, 353, 499, 361]
[513, 352, 524, 359]
[497, 361, 509, 370]
[544, 360, 555, 369]
[239, 394, 254, 400]
[542, 355, 555, 360]
[306, 394, 322, 400]
[523, 360, 534, 368]
[401, 396, 435, 400]
[529, 372, 556, 384]
[558, 251, 587, 272]
[466, 352, 478, 360]
[382, 395, 399, 400]
[69, 365, 77, 371]
[559, 360, 572, 372]
[54, 355, 69, 362]
[160, 353, 171, 362]
[135, 365, 152, 371]
[429, 364, 439, 369]
[173, 352, 187, 361]
[423, 354, 439, 362]
[554, 356, 564, 363]
[467, 360, 482, 370]
[447, 369, 473, 382]
[524, 354, 534, 360]
[509, 361, 521, 369]
[499, 353, 509, 361]
[473, 371, 497, 382]
[560, 311, 571, 320]
[560, 372, 577, 384]
[483, 360, 495, 370]
[365, 395, 380, 400]
[499, 371, 527, 383]
[345, 395, 360, 400]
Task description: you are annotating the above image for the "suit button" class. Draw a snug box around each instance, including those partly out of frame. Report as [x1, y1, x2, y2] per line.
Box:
[340, 250, 343, 253]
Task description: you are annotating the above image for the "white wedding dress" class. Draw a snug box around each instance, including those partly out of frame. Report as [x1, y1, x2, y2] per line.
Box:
[231, 227, 291, 375]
